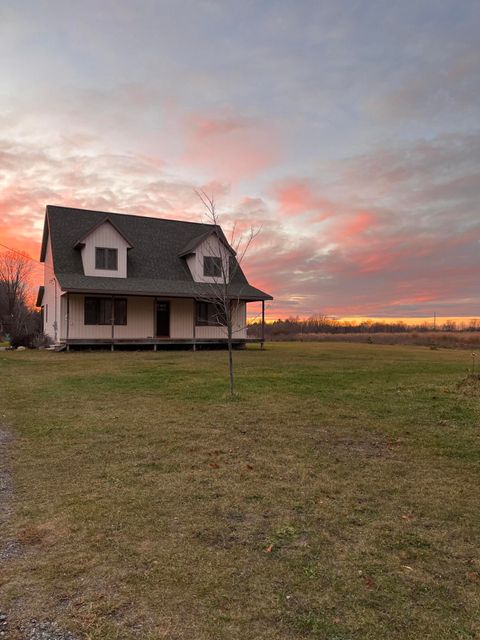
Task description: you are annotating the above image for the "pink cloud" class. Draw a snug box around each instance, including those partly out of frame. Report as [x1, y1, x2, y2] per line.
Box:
[342, 211, 376, 237]
[273, 179, 334, 219]
[183, 113, 280, 182]
[326, 210, 379, 249]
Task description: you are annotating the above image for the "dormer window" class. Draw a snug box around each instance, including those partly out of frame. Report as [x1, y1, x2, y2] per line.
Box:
[203, 256, 222, 277]
[95, 247, 118, 270]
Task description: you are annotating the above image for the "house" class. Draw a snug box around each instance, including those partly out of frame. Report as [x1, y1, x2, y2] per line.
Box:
[36, 205, 272, 349]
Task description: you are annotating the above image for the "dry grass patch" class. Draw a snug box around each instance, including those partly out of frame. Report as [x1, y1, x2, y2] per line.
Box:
[457, 373, 480, 396]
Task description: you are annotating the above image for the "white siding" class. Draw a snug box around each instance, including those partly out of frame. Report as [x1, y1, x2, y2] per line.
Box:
[170, 298, 194, 338]
[63, 296, 247, 341]
[67, 295, 111, 339]
[233, 301, 247, 339]
[195, 301, 247, 339]
[43, 236, 63, 342]
[66, 295, 154, 339]
[59, 295, 68, 340]
[115, 297, 154, 339]
[80, 221, 130, 278]
[195, 325, 228, 339]
[186, 235, 230, 283]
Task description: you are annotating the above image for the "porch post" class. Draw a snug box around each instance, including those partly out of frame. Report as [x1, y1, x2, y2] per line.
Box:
[153, 297, 156, 345]
[192, 299, 197, 351]
[66, 293, 70, 351]
[111, 295, 115, 351]
[261, 299, 265, 349]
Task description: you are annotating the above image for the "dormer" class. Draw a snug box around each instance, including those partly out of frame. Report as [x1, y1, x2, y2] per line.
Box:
[179, 227, 235, 284]
[73, 217, 133, 278]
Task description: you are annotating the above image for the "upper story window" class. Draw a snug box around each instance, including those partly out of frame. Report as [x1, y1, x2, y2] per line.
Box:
[95, 247, 118, 270]
[203, 256, 222, 277]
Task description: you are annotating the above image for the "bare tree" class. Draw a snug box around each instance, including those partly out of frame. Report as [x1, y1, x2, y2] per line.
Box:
[195, 191, 261, 396]
[0, 249, 32, 337]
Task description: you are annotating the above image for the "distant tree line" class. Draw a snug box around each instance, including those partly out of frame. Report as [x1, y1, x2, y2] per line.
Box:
[248, 314, 480, 338]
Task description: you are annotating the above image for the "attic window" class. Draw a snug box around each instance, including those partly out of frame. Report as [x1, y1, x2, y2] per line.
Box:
[95, 247, 118, 270]
[203, 256, 222, 277]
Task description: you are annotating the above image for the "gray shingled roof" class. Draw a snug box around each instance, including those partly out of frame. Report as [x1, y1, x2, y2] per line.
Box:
[41, 205, 272, 301]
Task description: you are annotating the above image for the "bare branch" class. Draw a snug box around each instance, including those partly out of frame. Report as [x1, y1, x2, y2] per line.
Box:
[0, 249, 34, 337]
[193, 191, 262, 395]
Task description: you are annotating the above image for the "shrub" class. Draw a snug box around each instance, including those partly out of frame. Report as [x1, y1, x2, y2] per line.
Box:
[31, 332, 53, 349]
[10, 333, 35, 348]
[10, 331, 52, 349]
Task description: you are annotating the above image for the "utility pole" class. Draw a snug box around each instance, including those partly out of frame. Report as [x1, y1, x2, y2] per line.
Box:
[433, 312, 436, 331]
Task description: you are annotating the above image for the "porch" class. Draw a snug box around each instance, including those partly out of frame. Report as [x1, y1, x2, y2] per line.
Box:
[60, 337, 264, 351]
[57, 293, 266, 348]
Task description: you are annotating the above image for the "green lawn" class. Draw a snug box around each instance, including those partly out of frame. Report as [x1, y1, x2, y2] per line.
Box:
[1, 343, 479, 639]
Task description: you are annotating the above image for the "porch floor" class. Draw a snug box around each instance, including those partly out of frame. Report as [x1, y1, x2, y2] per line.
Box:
[60, 338, 263, 350]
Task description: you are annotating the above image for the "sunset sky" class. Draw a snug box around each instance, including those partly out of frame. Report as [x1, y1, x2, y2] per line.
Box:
[1, 1, 479, 320]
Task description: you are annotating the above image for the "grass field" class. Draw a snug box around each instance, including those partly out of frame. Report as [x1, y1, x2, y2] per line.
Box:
[1, 343, 479, 639]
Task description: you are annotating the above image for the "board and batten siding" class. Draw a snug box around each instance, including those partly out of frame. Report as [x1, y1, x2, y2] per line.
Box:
[43, 235, 63, 342]
[66, 295, 154, 339]
[115, 297, 154, 339]
[233, 301, 247, 339]
[59, 295, 68, 340]
[186, 234, 230, 284]
[169, 298, 195, 338]
[64, 295, 247, 341]
[80, 221, 130, 278]
[195, 302, 247, 339]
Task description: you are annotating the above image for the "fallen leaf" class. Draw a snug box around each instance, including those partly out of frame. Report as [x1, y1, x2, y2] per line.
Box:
[264, 544, 273, 553]
[209, 463, 219, 469]
[362, 575, 376, 589]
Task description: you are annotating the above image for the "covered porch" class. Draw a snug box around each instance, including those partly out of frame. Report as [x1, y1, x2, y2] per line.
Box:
[58, 292, 266, 349]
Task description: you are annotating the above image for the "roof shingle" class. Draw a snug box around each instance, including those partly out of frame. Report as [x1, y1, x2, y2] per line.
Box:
[42, 205, 272, 301]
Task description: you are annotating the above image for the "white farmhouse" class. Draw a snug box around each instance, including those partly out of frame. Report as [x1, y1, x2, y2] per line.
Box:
[36, 206, 271, 349]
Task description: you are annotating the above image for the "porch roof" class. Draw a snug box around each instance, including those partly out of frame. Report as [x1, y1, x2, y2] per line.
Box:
[57, 273, 272, 301]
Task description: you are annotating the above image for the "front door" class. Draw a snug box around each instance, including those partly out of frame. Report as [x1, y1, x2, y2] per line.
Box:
[156, 301, 170, 337]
